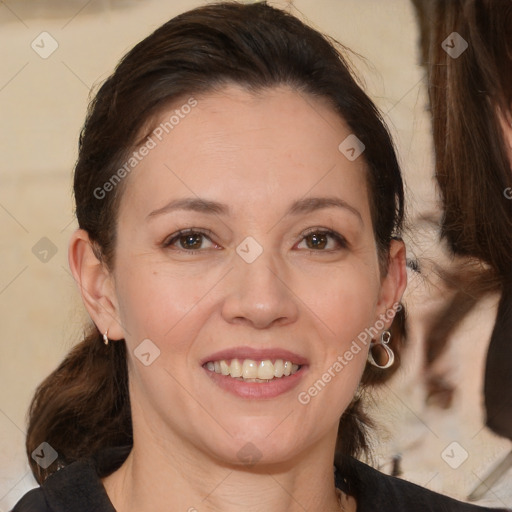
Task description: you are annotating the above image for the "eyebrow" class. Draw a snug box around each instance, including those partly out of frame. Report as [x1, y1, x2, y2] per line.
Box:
[147, 196, 363, 224]
[147, 198, 229, 219]
[287, 196, 363, 224]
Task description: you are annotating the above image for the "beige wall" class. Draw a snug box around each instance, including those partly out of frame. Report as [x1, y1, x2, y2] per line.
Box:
[1, 0, 510, 509]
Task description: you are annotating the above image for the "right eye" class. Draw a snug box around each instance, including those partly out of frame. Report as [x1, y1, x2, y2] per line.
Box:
[163, 229, 221, 253]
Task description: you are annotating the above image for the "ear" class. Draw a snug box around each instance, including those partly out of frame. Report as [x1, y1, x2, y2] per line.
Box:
[375, 239, 407, 325]
[68, 229, 124, 340]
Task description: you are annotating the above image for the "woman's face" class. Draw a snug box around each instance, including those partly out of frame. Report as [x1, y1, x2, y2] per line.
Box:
[102, 85, 405, 465]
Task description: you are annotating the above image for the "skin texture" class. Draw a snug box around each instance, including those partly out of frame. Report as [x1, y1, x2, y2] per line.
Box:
[69, 85, 407, 512]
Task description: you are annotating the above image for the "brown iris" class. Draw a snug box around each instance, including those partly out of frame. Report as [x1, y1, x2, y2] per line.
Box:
[305, 232, 328, 250]
[179, 233, 203, 250]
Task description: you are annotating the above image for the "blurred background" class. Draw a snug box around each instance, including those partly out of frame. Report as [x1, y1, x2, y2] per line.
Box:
[1, 0, 510, 509]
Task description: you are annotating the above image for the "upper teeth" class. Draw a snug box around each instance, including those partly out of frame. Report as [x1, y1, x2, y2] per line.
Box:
[205, 359, 300, 380]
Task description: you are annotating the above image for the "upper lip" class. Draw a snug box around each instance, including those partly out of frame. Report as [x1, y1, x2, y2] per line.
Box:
[201, 346, 309, 366]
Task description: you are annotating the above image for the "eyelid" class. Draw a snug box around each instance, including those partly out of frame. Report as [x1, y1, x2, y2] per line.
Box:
[162, 227, 348, 252]
[296, 227, 348, 250]
[162, 228, 219, 250]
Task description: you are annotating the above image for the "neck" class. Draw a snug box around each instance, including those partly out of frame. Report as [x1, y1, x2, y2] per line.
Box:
[102, 435, 353, 512]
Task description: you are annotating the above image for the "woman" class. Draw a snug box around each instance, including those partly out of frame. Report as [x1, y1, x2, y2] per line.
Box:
[11, 2, 509, 511]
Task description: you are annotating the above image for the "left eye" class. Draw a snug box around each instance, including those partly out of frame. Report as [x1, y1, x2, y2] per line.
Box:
[296, 230, 346, 251]
[164, 230, 218, 251]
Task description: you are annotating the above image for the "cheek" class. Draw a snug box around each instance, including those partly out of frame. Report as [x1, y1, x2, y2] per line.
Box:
[113, 259, 215, 352]
[297, 285, 373, 416]
[298, 260, 380, 341]
[294, 258, 379, 403]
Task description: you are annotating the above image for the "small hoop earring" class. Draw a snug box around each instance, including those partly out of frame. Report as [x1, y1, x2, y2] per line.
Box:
[368, 330, 394, 369]
[103, 330, 109, 346]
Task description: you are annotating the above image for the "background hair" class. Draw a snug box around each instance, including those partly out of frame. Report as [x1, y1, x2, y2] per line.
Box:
[412, 0, 512, 277]
[26, 1, 406, 483]
[411, 0, 512, 444]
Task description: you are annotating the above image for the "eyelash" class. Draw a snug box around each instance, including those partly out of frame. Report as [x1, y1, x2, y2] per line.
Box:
[299, 227, 348, 252]
[162, 228, 217, 255]
[162, 227, 348, 254]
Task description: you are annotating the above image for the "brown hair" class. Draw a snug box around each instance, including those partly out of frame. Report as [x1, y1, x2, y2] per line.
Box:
[26, 1, 406, 483]
[412, 0, 512, 277]
[411, 0, 512, 440]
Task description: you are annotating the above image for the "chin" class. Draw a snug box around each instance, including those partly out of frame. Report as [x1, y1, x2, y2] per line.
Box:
[204, 425, 306, 469]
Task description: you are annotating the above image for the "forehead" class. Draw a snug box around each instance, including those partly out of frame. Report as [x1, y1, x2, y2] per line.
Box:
[118, 85, 371, 222]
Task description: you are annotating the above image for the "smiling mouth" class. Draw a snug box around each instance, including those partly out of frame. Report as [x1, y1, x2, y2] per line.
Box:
[203, 358, 302, 382]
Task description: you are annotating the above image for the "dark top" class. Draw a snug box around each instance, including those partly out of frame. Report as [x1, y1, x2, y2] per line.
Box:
[484, 277, 512, 439]
[11, 445, 511, 512]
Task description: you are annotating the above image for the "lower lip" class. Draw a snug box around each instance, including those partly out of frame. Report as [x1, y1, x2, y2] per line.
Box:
[203, 366, 307, 399]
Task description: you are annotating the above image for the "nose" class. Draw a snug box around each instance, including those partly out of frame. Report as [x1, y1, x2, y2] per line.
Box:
[221, 249, 299, 329]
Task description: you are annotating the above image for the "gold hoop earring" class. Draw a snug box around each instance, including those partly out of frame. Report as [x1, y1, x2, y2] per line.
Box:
[368, 330, 394, 369]
[103, 330, 109, 346]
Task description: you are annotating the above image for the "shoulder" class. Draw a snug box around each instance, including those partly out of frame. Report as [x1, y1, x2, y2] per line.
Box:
[10, 488, 49, 512]
[336, 456, 511, 512]
[10, 446, 130, 512]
